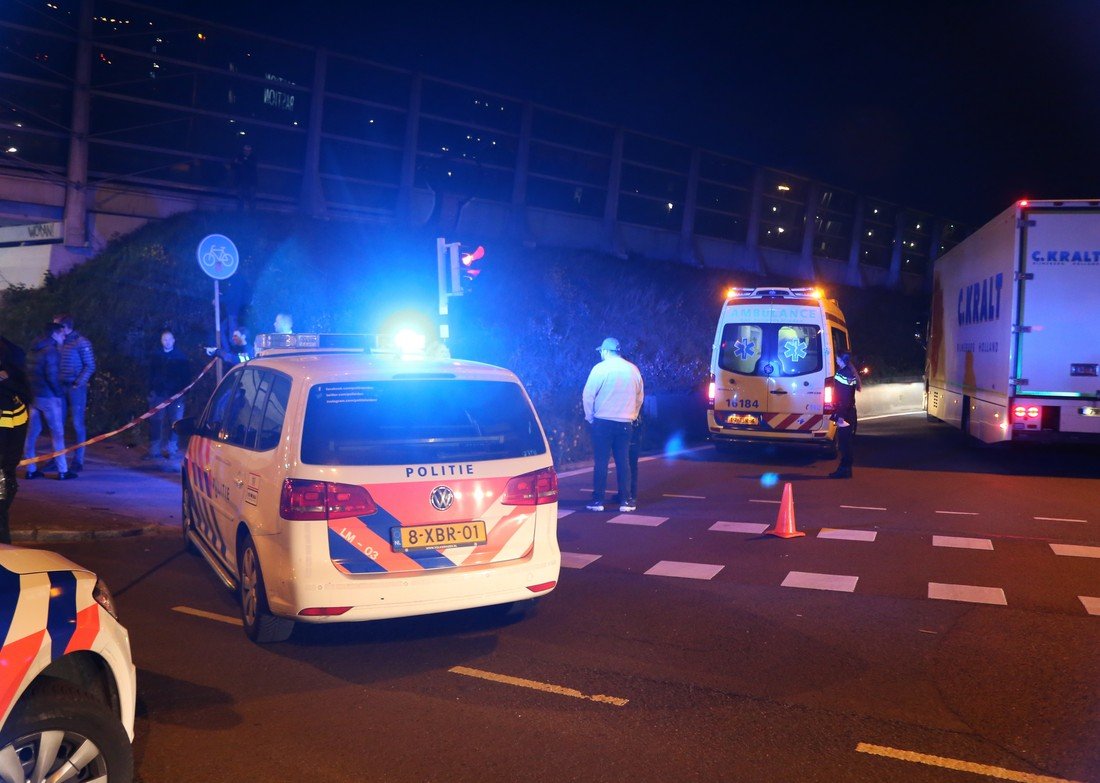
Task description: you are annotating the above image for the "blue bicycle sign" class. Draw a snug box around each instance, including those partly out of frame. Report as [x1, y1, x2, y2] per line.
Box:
[197, 234, 239, 280]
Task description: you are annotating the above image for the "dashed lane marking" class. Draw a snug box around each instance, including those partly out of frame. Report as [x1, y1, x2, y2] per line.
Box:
[645, 561, 724, 580]
[840, 505, 887, 511]
[935, 510, 979, 516]
[933, 535, 993, 550]
[608, 514, 667, 527]
[172, 606, 242, 626]
[710, 521, 769, 535]
[818, 528, 877, 542]
[449, 666, 629, 707]
[1035, 516, 1088, 523]
[1050, 543, 1100, 559]
[557, 509, 575, 519]
[928, 582, 1007, 605]
[560, 552, 601, 569]
[781, 571, 858, 593]
[664, 493, 706, 499]
[855, 742, 1083, 783]
[749, 499, 780, 504]
[1079, 597, 1100, 616]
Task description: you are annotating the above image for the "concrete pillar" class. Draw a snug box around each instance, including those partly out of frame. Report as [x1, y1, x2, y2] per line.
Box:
[396, 75, 423, 226]
[603, 128, 624, 256]
[678, 147, 700, 266]
[888, 208, 906, 289]
[800, 182, 821, 276]
[62, 0, 93, 248]
[846, 196, 865, 287]
[510, 102, 533, 239]
[299, 47, 328, 217]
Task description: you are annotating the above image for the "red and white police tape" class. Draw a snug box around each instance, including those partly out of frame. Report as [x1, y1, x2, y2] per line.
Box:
[17, 358, 218, 467]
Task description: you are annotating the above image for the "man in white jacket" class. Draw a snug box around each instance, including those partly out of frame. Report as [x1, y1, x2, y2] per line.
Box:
[582, 337, 644, 512]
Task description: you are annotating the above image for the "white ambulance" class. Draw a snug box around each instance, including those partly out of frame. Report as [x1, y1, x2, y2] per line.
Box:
[707, 286, 852, 453]
[179, 334, 560, 643]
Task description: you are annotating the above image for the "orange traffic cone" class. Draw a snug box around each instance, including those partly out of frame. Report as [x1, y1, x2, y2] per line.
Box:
[765, 482, 804, 538]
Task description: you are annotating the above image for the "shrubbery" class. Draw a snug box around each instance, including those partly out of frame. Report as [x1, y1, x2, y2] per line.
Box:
[0, 210, 929, 465]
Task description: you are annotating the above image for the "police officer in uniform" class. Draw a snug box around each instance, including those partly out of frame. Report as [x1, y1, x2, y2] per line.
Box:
[0, 337, 32, 543]
[829, 351, 861, 479]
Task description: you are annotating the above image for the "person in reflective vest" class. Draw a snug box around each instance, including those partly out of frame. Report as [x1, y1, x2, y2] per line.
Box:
[829, 351, 861, 479]
[0, 336, 32, 543]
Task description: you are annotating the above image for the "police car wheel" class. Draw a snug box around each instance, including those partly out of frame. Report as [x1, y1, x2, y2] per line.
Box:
[238, 536, 294, 644]
[0, 679, 133, 783]
[181, 482, 199, 554]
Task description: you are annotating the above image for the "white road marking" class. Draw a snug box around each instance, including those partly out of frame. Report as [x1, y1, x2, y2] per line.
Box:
[557, 509, 575, 519]
[818, 528, 877, 542]
[710, 521, 769, 535]
[781, 571, 858, 593]
[858, 410, 927, 421]
[1079, 596, 1100, 616]
[749, 499, 780, 504]
[840, 505, 887, 511]
[608, 514, 666, 527]
[928, 582, 1007, 605]
[1050, 543, 1100, 559]
[933, 535, 993, 550]
[1035, 516, 1088, 523]
[935, 510, 979, 516]
[664, 493, 706, 499]
[855, 742, 1083, 783]
[172, 606, 242, 626]
[560, 552, 601, 569]
[645, 561, 724, 580]
[449, 666, 628, 707]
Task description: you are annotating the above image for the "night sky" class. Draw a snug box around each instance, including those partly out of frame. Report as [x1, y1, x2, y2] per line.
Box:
[164, 0, 1100, 225]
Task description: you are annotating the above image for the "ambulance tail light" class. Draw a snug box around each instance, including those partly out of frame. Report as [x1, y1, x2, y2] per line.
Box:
[823, 378, 836, 413]
[502, 467, 558, 505]
[708, 374, 716, 407]
[281, 479, 378, 520]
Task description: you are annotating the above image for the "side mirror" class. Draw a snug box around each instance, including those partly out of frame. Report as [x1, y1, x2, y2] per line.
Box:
[173, 417, 196, 440]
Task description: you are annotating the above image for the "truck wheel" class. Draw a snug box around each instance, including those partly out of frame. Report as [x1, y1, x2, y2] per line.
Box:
[0, 679, 133, 783]
[238, 535, 294, 643]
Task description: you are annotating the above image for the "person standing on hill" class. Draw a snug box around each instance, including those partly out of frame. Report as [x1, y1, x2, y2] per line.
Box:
[582, 337, 644, 513]
[0, 336, 31, 543]
[23, 323, 74, 480]
[148, 329, 191, 459]
[53, 313, 95, 473]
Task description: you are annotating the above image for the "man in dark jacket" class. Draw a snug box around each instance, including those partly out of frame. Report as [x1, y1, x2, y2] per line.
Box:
[829, 351, 862, 479]
[54, 313, 95, 472]
[148, 329, 191, 458]
[24, 323, 74, 480]
[0, 336, 32, 543]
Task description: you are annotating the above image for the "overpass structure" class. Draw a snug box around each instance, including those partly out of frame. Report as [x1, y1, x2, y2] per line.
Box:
[0, 0, 969, 291]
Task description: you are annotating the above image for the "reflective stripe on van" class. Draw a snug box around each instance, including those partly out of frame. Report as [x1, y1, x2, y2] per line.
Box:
[762, 413, 826, 431]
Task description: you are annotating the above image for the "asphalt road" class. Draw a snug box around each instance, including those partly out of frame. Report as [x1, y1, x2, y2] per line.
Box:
[42, 414, 1100, 783]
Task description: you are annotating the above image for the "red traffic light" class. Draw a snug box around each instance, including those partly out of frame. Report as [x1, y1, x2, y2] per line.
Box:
[460, 245, 485, 287]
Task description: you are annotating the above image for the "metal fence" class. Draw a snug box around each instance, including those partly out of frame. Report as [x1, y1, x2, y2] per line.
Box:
[0, 0, 968, 286]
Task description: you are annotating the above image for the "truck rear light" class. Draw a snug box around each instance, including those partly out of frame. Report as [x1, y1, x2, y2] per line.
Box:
[281, 479, 378, 520]
[502, 467, 558, 505]
[1012, 405, 1041, 421]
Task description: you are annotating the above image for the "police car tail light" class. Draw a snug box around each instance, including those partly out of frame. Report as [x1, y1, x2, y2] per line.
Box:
[502, 467, 558, 505]
[281, 479, 378, 520]
[298, 606, 352, 617]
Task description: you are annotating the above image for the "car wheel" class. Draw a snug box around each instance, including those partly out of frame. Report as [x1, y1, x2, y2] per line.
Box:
[0, 679, 133, 783]
[238, 535, 294, 644]
[181, 481, 199, 554]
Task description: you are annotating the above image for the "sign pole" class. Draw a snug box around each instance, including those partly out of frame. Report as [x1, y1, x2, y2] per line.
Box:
[197, 233, 240, 385]
[213, 279, 223, 383]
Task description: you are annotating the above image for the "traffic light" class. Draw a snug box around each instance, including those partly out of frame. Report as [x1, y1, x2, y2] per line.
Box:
[459, 245, 485, 292]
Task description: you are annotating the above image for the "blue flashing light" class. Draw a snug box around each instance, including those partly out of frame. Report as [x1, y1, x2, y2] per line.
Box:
[760, 472, 779, 488]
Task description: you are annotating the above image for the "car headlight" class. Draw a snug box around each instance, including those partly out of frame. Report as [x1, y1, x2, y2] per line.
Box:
[93, 577, 119, 620]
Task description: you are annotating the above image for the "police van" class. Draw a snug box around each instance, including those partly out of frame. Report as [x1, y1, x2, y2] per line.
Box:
[178, 334, 560, 643]
[707, 286, 852, 453]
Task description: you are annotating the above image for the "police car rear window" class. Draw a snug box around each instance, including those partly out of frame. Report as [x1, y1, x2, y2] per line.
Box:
[719, 323, 823, 376]
[300, 380, 546, 465]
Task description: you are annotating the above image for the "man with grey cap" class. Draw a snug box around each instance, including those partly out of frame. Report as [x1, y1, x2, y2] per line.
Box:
[583, 337, 644, 512]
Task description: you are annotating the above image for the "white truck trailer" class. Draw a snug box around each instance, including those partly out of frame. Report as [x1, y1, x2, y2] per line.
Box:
[925, 199, 1100, 443]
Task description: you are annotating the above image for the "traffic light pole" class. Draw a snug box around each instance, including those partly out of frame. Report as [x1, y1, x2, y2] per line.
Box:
[436, 237, 462, 345]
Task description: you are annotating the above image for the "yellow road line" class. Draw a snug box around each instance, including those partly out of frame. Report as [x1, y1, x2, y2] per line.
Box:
[172, 606, 243, 626]
[856, 743, 1084, 783]
[449, 666, 628, 707]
